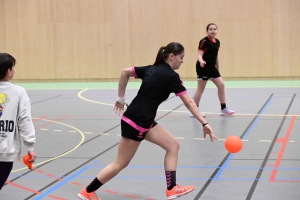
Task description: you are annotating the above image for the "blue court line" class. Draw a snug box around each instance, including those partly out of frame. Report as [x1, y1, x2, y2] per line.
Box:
[89, 165, 300, 170]
[9, 165, 300, 179]
[34, 166, 90, 200]
[214, 96, 273, 180]
[242, 97, 273, 140]
[9, 166, 300, 179]
[32, 163, 299, 199]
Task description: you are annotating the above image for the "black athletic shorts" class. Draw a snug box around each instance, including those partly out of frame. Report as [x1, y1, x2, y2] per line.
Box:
[0, 161, 13, 190]
[196, 62, 221, 80]
[121, 120, 158, 142]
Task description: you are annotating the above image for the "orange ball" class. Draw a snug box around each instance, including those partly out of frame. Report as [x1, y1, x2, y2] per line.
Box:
[225, 135, 243, 153]
[23, 154, 34, 170]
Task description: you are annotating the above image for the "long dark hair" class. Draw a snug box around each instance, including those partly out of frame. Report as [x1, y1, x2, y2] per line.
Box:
[0, 53, 16, 79]
[154, 42, 184, 65]
[206, 23, 217, 31]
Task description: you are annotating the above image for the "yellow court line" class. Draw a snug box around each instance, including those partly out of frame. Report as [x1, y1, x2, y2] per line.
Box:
[78, 89, 114, 106]
[77, 89, 300, 117]
[194, 138, 205, 140]
[12, 118, 85, 173]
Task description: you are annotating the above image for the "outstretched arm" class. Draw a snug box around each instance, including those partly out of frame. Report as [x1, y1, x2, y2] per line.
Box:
[179, 93, 218, 141]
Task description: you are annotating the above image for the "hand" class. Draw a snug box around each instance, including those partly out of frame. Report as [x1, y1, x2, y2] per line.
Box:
[200, 61, 206, 67]
[114, 101, 128, 116]
[203, 124, 218, 142]
[28, 150, 36, 162]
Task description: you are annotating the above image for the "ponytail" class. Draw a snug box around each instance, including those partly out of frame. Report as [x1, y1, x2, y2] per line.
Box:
[153, 46, 166, 65]
[153, 42, 184, 65]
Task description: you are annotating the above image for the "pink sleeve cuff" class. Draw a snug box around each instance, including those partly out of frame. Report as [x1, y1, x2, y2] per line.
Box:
[175, 91, 187, 96]
[131, 66, 138, 79]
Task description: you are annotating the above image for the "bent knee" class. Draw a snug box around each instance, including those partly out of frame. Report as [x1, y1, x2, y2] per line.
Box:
[167, 139, 180, 152]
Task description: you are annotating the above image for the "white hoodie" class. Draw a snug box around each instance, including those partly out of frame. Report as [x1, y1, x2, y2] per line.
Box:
[0, 82, 36, 161]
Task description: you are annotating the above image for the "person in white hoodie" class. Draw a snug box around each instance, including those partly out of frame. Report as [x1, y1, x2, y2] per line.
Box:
[0, 53, 36, 190]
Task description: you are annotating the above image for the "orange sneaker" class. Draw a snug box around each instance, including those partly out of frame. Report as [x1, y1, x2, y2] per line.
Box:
[78, 188, 99, 200]
[166, 184, 195, 199]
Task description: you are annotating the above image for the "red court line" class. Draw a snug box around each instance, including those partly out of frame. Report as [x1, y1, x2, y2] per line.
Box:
[6, 180, 40, 194]
[5, 181, 67, 199]
[270, 116, 296, 182]
[36, 169, 45, 173]
[71, 182, 83, 186]
[46, 173, 56, 178]
[36, 116, 68, 129]
[33, 116, 48, 122]
[124, 193, 140, 198]
[48, 195, 68, 200]
[105, 189, 119, 194]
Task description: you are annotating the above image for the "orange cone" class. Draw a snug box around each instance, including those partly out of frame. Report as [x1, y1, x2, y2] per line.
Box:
[23, 154, 34, 170]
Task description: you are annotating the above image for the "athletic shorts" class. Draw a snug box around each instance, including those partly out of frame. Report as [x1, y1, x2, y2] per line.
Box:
[0, 161, 13, 190]
[121, 119, 158, 142]
[196, 62, 221, 80]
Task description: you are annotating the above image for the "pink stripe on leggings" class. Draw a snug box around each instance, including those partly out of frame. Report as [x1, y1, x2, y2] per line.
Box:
[122, 116, 153, 138]
[122, 116, 152, 132]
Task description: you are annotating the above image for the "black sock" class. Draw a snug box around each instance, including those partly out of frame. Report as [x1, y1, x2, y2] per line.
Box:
[165, 171, 176, 190]
[86, 177, 103, 193]
[221, 103, 226, 110]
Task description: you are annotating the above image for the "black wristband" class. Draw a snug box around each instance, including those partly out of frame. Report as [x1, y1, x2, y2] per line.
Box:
[202, 123, 208, 127]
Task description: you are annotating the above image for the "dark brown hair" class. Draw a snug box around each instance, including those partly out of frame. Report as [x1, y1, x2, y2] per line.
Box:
[0, 53, 16, 79]
[154, 42, 184, 65]
[206, 23, 217, 31]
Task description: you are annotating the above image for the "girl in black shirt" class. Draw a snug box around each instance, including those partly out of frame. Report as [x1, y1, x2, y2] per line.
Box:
[78, 42, 218, 200]
[191, 23, 235, 117]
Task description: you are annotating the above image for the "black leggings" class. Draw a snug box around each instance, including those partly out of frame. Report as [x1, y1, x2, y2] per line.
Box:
[0, 162, 13, 190]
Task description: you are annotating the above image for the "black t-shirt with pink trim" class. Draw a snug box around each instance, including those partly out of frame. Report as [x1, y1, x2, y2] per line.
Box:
[197, 36, 220, 68]
[124, 62, 187, 129]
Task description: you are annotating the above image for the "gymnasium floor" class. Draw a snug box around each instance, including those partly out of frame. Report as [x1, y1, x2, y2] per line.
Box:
[1, 80, 300, 200]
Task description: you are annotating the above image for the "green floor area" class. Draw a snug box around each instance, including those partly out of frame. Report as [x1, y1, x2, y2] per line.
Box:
[13, 80, 300, 90]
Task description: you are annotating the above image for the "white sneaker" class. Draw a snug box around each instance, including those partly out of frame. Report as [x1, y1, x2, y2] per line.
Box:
[221, 107, 235, 116]
[190, 113, 206, 118]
